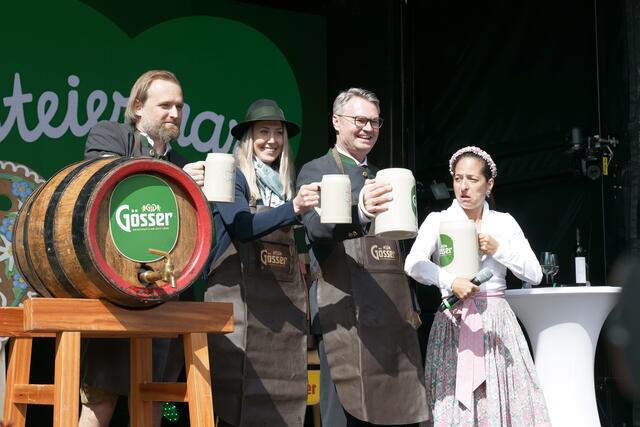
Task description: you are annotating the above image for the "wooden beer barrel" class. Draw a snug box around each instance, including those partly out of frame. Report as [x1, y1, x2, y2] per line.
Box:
[13, 157, 212, 307]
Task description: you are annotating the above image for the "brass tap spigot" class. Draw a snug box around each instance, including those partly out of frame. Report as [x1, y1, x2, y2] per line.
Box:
[138, 248, 178, 288]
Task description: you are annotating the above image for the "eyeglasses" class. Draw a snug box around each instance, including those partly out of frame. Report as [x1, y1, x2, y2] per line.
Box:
[337, 115, 384, 129]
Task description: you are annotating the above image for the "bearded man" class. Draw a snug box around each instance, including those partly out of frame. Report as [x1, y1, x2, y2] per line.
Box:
[84, 69, 188, 166]
[80, 70, 192, 427]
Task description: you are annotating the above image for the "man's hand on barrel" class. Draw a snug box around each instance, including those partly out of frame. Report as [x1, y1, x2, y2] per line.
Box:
[183, 161, 206, 186]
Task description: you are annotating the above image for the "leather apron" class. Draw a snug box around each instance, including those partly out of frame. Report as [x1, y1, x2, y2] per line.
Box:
[315, 150, 429, 424]
[206, 205, 308, 427]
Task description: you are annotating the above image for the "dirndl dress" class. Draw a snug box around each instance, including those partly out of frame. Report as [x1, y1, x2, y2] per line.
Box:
[424, 292, 550, 426]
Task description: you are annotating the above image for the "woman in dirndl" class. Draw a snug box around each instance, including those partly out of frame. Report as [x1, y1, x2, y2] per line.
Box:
[404, 146, 550, 426]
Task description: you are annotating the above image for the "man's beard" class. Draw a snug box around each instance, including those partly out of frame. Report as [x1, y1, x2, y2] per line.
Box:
[157, 123, 180, 144]
[140, 117, 180, 145]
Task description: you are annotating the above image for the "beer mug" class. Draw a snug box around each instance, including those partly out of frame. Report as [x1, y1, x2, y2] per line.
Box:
[438, 219, 479, 279]
[202, 153, 235, 202]
[372, 168, 418, 240]
[314, 174, 352, 224]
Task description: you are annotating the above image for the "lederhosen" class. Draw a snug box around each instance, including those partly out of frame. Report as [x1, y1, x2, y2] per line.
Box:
[314, 149, 429, 424]
[206, 204, 308, 427]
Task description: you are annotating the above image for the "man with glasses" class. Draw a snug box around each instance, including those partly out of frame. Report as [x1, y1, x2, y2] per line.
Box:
[296, 88, 429, 426]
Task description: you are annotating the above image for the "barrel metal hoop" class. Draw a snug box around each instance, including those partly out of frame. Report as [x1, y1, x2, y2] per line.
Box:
[17, 184, 52, 297]
[43, 160, 104, 298]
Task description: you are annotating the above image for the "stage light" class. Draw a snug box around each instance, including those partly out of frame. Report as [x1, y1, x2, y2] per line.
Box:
[430, 180, 451, 200]
[567, 127, 618, 180]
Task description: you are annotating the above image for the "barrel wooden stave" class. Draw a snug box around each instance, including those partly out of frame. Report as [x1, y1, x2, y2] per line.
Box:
[12, 184, 52, 298]
[54, 157, 128, 302]
[22, 161, 87, 299]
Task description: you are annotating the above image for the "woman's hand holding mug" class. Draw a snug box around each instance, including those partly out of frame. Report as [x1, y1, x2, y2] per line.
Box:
[478, 233, 499, 256]
[293, 183, 320, 214]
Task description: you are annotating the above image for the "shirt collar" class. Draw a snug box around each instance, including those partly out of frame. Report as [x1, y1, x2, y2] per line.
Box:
[140, 131, 171, 155]
[449, 199, 490, 229]
[335, 145, 368, 167]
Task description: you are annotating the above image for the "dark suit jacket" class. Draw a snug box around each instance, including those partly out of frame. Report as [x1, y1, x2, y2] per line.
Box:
[296, 150, 377, 250]
[296, 150, 379, 332]
[84, 120, 188, 167]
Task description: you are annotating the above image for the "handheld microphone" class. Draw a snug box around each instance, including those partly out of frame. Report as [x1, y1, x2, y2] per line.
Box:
[438, 268, 494, 312]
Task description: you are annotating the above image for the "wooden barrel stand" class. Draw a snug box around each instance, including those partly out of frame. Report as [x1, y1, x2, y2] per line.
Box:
[2, 298, 233, 427]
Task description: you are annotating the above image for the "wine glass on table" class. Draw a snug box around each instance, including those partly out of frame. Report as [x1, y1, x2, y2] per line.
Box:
[539, 252, 559, 287]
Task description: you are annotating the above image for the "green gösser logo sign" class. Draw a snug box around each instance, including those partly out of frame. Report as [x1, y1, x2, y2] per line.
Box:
[109, 175, 179, 262]
[439, 234, 454, 267]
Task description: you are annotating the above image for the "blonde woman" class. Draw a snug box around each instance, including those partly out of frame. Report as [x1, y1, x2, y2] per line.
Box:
[200, 99, 319, 427]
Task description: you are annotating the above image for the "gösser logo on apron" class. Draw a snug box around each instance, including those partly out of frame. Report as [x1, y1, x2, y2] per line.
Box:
[206, 206, 308, 426]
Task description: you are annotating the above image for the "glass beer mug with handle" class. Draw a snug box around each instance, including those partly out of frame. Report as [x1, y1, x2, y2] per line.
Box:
[539, 251, 559, 286]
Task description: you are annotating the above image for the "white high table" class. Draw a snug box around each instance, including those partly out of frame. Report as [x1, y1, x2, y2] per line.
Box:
[505, 286, 621, 427]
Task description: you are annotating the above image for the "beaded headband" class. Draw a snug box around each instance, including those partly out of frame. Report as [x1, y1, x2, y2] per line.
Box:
[448, 146, 497, 178]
